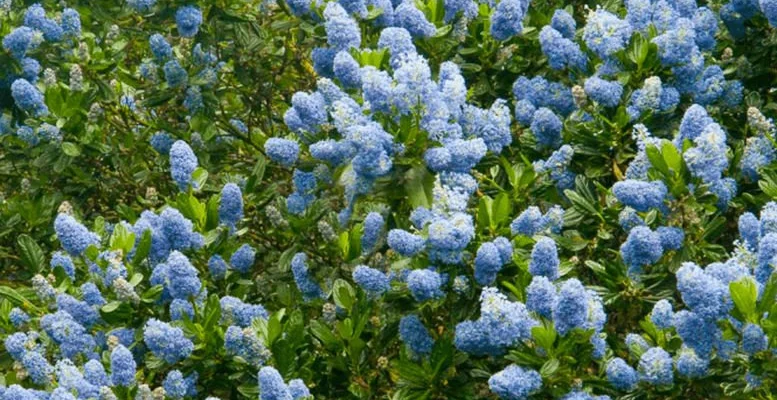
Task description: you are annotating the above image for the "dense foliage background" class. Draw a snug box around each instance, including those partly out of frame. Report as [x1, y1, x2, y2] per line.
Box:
[4, 0, 777, 398]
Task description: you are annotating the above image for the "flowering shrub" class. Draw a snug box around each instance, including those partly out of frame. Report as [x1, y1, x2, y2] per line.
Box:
[4, 0, 777, 399]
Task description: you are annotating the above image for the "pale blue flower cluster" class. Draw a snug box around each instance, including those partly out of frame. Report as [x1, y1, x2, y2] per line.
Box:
[454, 287, 537, 355]
[474, 237, 513, 285]
[291, 253, 325, 301]
[143, 318, 194, 363]
[510, 205, 564, 236]
[170, 140, 198, 191]
[488, 364, 542, 400]
[352, 265, 391, 297]
[399, 315, 434, 356]
[131, 207, 204, 262]
[220, 296, 269, 327]
[490, 0, 531, 41]
[258, 366, 311, 400]
[406, 268, 445, 301]
[219, 183, 244, 230]
[175, 6, 203, 38]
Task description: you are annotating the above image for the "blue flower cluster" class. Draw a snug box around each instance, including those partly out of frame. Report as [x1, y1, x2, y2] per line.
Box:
[455, 287, 537, 355]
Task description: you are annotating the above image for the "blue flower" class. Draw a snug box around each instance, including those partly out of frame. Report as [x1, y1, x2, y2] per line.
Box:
[61, 8, 82, 38]
[24, 4, 63, 42]
[164, 60, 188, 88]
[54, 214, 99, 256]
[361, 212, 384, 253]
[553, 279, 588, 335]
[219, 183, 244, 230]
[163, 370, 198, 399]
[455, 288, 537, 355]
[56, 293, 99, 327]
[672, 310, 720, 357]
[551, 9, 576, 39]
[21, 58, 40, 82]
[638, 347, 673, 385]
[3, 27, 37, 59]
[128, 0, 157, 12]
[526, 276, 557, 318]
[650, 299, 674, 329]
[50, 251, 75, 280]
[514, 100, 537, 125]
[333, 51, 363, 89]
[652, 19, 697, 66]
[387, 229, 425, 256]
[620, 226, 663, 275]
[606, 358, 638, 391]
[225, 325, 269, 365]
[184, 86, 204, 113]
[9, 308, 29, 327]
[584, 77, 623, 108]
[677, 104, 713, 144]
[203, 256, 226, 282]
[377, 28, 416, 67]
[230, 244, 256, 273]
[488, 365, 542, 400]
[110, 345, 136, 387]
[511, 206, 549, 236]
[406, 269, 445, 301]
[150, 131, 174, 154]
[656, 226, 684, 251]
[676, 347, 709, 378]
[258, 366, 292, 400]
[170, 298, 194, 321]
[151, 251, 202, 300]
[324, 3, 361, 50]
[291, 253, 324, 301]
[582, 9, 633, 59]
[475, 242, 505, 285]
[739, 212, 760, 250]
[81, 282, 105, 306]
[40, 311, 96, 359]
[11, 79, 48, 116]
[149, 34, 172, 61]
[395, 0, 436, 38]
[618, 207, 645, 232]
[539, 26, 587, 70]
[531, 108, 563, 149]
[353, 265, 390, 297]
[288, 379, 311, 399]
[612, 180, 667, 212]
[742, 323, 768, 354]
[399, 315, 434, 355]
[143, 318, 194, 363]
[170, 140, 198, 191]
[22, 351, 52, 385]
[176, 6, 203, 37]
[220, 296, 268, 326]
[529, 237, 560, 280]
[762, 0, 777, 26]
[490, 0, 530, 41]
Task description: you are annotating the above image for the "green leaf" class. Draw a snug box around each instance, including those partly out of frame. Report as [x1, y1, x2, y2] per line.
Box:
[646, 144, 669, 176]
[531, 324, 557, 354]
[405, 165, 434, 209]
[540, 358, 559, 378]
[17, 234, 45, 274]
[333, 279, 355, 311]
[61, 142, 81, 157]
[192, 167, 208, 191]
[132, 230, 152, 267]
[757, 274, 777, 314]
[731, 277, 758, 323]
[109, 222, 136, 255]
